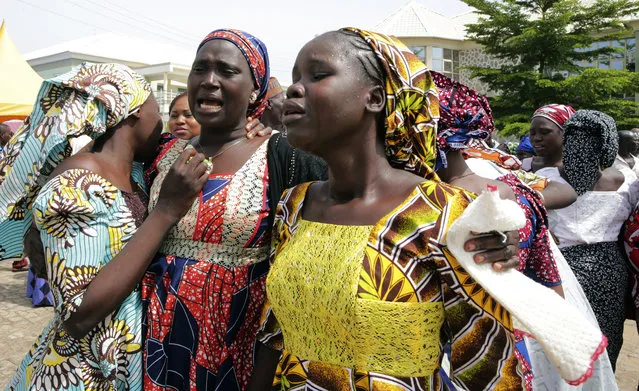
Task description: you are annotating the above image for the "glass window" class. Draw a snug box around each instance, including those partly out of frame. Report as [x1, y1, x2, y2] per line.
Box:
[432, 47, 459, 76]
[444, 61, 453, 72]
[611, 59, 624, 70]
[408, 46, 426, 62]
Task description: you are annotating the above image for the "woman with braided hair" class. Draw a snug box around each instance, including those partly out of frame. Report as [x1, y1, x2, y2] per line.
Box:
[250, 29, 607, 391]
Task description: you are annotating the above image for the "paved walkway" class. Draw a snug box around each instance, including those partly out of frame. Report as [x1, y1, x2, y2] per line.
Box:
[0, 260, 638, 389]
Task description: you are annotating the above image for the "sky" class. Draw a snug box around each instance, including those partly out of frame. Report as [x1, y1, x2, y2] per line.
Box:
[2, 0, 472, 83]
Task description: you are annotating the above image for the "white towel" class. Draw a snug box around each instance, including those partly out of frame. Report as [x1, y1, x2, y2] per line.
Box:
[446, 189, 607, 385]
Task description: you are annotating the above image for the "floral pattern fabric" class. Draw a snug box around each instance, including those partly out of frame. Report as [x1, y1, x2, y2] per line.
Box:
[259, 182, 524, 391]
[5, 166, 147, 391]
[0, 63, 150, 262]
[498, 174, 561, 287]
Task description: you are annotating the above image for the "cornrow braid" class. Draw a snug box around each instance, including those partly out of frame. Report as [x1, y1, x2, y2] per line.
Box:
[330, 29, 387, 141]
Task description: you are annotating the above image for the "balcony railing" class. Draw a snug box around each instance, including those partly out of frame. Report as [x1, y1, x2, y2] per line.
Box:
[153, 90, 183, 115]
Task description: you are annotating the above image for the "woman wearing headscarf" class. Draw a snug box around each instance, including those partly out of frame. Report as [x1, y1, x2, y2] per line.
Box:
[432, 72, 618, 391]
[251, 29, 606, 391]
[522, 104, 576, 172]
[540, 110, 637, 369]
[140, 29, 328, 391]
[261, 77, 285, 130]
[433, 70, 564, 295]
[142, 28, 527, 391]
[1, 63, 208, 390]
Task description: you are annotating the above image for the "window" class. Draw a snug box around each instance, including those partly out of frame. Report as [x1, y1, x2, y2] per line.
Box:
[432, 47, 460, 81]
[579, 38, 636, 72]
[408, 46, 426, 63]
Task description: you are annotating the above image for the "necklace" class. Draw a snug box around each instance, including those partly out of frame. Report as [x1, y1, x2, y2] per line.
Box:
[195, 137, 245, 160]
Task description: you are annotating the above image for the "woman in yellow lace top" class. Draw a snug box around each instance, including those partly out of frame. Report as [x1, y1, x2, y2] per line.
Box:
[250, 29, 524, 391]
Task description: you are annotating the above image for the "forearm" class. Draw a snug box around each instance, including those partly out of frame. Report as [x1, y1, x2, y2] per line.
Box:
[64, 210, 176, 338]
[248, 342, 280, 391]
[550, 283, 564, 298]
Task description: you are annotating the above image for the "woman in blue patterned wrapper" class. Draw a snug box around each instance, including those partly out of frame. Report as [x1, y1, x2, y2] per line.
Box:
[1, 63, 209, 391]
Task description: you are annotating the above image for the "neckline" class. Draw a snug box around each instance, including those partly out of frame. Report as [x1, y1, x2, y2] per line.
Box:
[52, 168, 142, 195]
[175, 137, 268, 177]
[297, 181, 426, 228]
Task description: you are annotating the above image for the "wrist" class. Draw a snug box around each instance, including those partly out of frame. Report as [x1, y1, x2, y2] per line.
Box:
[150, 204, 182, 226]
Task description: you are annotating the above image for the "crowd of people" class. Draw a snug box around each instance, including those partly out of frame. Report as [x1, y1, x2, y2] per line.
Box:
[0, 26, 637, 391]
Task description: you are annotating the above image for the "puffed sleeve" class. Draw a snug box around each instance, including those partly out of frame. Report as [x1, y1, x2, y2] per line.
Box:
[33, 169, 132, 321]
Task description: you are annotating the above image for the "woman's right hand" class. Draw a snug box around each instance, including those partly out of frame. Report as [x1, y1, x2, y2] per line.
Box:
[155, 148, 209, 222]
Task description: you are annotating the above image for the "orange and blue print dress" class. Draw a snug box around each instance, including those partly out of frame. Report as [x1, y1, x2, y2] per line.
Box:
[142, 137, 271, 391]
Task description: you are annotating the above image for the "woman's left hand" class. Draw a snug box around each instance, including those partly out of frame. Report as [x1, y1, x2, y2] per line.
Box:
[464, 230, 520, 271]
[245, 117, 273, 139]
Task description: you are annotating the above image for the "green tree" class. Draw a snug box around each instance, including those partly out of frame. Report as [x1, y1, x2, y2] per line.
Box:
[462, 0, 639, 135]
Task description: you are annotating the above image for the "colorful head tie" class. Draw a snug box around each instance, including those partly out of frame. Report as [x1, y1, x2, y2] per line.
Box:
[431, 71, 495, 168]
[343, 27, 440, 179]
[0, 62, 151, 259]
[532, 104, 576, 131]
[266, 77, 284, 99]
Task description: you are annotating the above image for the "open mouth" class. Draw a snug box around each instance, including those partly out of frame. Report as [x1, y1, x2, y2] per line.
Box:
[198, 97, 224, 113]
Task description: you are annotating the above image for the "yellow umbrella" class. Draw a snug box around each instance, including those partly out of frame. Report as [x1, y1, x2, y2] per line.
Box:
[0, 20, 42, 122]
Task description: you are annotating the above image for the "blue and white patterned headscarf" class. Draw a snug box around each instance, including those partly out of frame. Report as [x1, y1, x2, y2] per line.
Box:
[0, 63, 151, 259]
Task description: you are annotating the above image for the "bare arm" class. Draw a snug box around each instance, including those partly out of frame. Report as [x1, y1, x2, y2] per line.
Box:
[538, 180, 577, 210]
[248, 343, 281, 391]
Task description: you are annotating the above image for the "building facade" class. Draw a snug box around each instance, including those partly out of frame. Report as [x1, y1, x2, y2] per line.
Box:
[24, 33, 194, 120]
[374, 1, 639, 96]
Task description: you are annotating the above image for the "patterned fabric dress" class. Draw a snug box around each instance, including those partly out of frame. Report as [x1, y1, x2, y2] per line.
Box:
[142, 138, 271, 391]
[259, 182, 524, 391]
[6, 166, 148, 391]
[498, 174, 561, 287]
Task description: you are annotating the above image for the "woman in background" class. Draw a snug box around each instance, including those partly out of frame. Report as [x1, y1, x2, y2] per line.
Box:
[168, 92, 201, 140]
[522, 104, 575, 172]
[539, 110, 635, 369]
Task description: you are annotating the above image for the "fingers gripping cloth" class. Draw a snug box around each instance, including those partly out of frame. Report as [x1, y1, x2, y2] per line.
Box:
[445, 188, 607, 386]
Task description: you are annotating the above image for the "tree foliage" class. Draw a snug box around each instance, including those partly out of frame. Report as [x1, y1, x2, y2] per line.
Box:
[461, 0, 639, 135]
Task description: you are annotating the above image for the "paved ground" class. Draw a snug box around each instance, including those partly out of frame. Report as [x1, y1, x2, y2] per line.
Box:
[0, 261, 638, 389]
